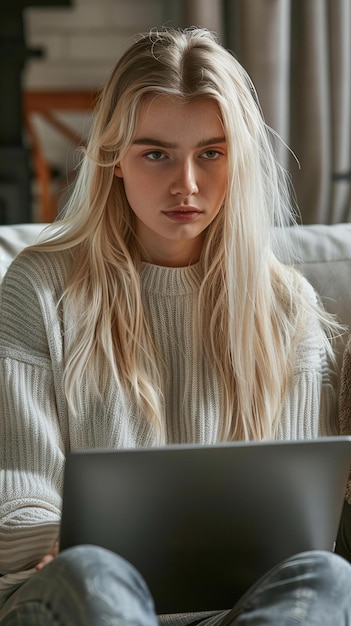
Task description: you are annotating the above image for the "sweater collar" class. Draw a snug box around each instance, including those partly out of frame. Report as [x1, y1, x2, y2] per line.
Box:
[140, 261, 203, 295]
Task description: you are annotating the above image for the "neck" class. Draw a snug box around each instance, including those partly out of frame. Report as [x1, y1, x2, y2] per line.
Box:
[139, 237, 204, 268]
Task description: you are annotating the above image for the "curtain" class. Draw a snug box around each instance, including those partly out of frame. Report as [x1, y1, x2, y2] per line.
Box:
[179, 0, 351, 224]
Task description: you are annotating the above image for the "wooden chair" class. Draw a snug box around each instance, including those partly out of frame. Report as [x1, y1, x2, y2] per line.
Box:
[23, 89, 99, 222]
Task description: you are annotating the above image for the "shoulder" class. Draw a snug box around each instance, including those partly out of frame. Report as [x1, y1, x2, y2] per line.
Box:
[1, 247, 74, 300]
[0, 249, 72, 343]
[0, 249, 74, 355]
[280, 268, 331, 371]
[275, 264, 321, 335]
[279, 262, 318, 303]
[272, 259, 320, 324]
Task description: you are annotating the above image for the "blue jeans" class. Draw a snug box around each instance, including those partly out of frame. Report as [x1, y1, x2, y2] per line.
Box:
[1, 546, 351, 625]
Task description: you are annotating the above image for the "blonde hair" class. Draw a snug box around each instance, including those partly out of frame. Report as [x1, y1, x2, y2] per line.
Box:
[30, 27, 336, 441]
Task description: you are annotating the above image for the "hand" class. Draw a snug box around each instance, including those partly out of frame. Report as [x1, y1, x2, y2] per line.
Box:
[35, 540, 59, 571]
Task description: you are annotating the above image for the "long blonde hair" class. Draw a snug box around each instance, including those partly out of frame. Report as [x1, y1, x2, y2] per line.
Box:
[30, 27, 336, 441]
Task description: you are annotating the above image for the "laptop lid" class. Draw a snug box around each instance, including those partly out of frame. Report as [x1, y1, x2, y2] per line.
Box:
[59, 437, 351, 614]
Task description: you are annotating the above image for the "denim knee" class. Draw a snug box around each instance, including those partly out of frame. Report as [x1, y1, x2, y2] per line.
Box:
[55, 544, 157, 613]
[284, 551, 351, 623]
[289, 550, 351, 599]
[1, 545, 157, 626]
[228, 551, 351, 626]
[55, 544, 150, 596]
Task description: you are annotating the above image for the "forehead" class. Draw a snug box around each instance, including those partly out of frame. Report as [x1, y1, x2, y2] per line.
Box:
[134, 95, 224, 140]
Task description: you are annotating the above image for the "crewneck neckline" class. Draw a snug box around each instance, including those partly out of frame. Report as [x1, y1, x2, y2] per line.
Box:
[140, 261, 203, 295]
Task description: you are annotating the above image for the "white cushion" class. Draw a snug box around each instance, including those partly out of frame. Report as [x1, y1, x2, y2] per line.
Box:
[0, 224, 47, 280]
[276, 223, 351, 331]
[276, 223, 351, 370]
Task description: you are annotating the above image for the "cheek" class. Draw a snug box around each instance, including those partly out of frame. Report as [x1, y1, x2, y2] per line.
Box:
[211, 175, 226, 205]
[122, 177, 153, 217]
[123, 186, 141, 212]
[218, 175, 228, 202]
[124, 169, 151, 192]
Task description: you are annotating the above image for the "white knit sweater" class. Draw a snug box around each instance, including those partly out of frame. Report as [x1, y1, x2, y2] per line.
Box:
[0, 248, 338, 611]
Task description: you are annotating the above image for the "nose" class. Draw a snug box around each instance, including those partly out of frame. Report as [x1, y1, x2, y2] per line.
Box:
[170, 159, 199, 197]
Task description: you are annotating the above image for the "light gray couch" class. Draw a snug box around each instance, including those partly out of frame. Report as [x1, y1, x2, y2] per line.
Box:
[1, 222, 351, 372]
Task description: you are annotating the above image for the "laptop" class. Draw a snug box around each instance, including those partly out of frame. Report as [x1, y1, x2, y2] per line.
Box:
[59, 437, 351, 614]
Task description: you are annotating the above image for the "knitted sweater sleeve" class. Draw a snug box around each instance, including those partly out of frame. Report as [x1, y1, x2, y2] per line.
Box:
[0, 252, 67, 606]
[277, 278, 339, 440]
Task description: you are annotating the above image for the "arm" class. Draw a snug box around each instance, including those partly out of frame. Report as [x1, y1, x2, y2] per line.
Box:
[35, 541, 59, 571]
[0, 252, 67, 600]
[278, 277, 339, 440]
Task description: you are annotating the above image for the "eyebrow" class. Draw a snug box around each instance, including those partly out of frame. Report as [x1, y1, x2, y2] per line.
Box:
[132, 136, 226, 149]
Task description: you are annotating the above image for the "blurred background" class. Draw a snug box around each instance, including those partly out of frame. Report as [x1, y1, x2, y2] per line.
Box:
[1, 0, 350, 225]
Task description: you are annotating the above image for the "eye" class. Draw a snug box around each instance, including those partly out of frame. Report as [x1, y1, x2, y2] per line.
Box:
[201, 150, 220, 160]
[144, 151, 166, 161]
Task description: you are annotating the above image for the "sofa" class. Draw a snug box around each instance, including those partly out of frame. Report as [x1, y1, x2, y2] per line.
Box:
[1, 222, 351, 374]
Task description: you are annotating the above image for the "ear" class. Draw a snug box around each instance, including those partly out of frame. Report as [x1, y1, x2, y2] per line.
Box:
[114, 163, 123, 178]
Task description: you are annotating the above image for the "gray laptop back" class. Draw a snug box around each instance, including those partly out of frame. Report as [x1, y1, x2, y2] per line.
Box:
[59, 437, 351, 614]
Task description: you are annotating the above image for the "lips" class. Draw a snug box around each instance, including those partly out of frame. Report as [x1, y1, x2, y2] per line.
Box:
[163, 204, 201, 214]
[163, 207, 202, 222]
[163, 206, 202, 215]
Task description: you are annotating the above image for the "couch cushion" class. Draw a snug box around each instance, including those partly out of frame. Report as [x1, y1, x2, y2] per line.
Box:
[275, 223, 351, 370]
[0, 223, 46, 280]
[276, 223, 351, 330]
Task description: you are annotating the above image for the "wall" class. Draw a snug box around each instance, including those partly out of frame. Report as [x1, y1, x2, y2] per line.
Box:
[24, 0, 170, 90]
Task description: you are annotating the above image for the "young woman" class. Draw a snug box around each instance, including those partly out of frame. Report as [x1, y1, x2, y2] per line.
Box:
[0, 27, 350, 625]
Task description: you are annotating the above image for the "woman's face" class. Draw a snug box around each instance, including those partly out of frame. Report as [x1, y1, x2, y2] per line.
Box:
[115, 95, 228, 267]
